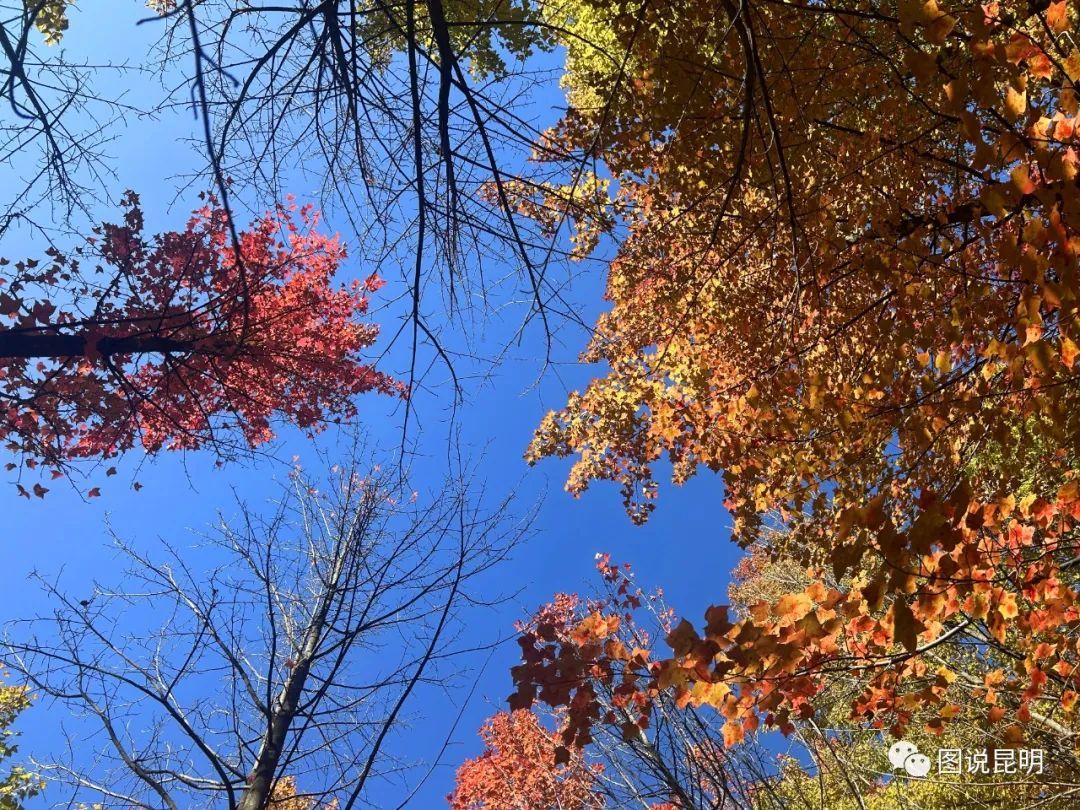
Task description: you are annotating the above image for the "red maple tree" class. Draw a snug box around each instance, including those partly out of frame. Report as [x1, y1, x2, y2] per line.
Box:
[0, 192, 399, 495]
[448, 710, 603, 810]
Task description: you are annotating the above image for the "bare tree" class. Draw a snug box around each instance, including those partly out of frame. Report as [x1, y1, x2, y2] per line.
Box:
[0, 0, 141, 238]
[4, 0, 600, 446]
[2, 447, 530, 809]
[139, 0, 592, 405]
[577, 689, 774, 810]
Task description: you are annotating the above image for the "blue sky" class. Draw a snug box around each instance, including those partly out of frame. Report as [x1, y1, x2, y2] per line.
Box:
[0, 5, 742, 806]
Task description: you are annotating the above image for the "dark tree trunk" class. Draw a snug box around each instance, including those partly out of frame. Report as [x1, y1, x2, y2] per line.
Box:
[0, 330, 198, 359]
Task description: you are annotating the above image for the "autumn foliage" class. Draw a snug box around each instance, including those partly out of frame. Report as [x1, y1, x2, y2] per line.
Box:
[0, 192, 398, 493]
[502, 555, 1080, 807]
[508, 493, 1080, 744]
[500, 0, 1080, 752]
[10, 0, 1080, 802]
[268, 776, 338, 810]
[526, 0, 1080, 524]
[448, 710, 602, 810]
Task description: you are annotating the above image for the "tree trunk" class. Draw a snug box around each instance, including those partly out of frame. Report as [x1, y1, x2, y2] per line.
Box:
[0, 330, 198, 359]
[236, 540, 352, 810]
[236, 661, 312, 810]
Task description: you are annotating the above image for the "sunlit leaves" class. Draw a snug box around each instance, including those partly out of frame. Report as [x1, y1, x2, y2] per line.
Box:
[0, 681, 44, 807]
[1, 192, 399, 495]
[448, 711, 602, 809]
[353, 0, 554, 78]
[508, 0, 1080, 747]
[27, 0, 71, 45]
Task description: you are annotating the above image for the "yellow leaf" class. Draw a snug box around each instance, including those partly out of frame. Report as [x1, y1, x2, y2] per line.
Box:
[1066, 49, 1080, 83]
[998, 592, 1019, 619]
[722, 719, 745, 747]
[1011, 164, 1035, 194]
[1062, 335, 1079, 369]
[970, 592, 990, 620]
[775, 592, 814, 621]
[940, 703, 962, 719]
[926, 13, 956, 44]
[690, 680, 730, 707]
[656, 662, 688, 691]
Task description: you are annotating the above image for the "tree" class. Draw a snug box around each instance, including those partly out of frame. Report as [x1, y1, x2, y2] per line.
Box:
[0, 679, 43, 808]
[0, 0, 134, 236]
[448, 710, 603, 810]
[509, 549, 1080, 781]
[0, 192, 399, 493]
[514, 0, 1080, 741]
[497, 558, 798, 808]
[498, 556, 1080, 809]
[267, 776, 338, 810]
[4, 0, 575, 442]
[726, 543, 1080, 809]
[1, 447, 527, 808]
[144, 0, 569, 405]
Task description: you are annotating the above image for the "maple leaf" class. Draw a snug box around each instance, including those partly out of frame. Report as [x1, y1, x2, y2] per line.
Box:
[1047, 0, 1070, 32]
[665, 619, 698, 656]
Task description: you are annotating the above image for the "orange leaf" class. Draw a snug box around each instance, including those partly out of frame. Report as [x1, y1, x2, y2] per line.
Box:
[1062, 335, 1079, 369]
[722, 719, 745, 747]
[1047, 0, 1070, 33]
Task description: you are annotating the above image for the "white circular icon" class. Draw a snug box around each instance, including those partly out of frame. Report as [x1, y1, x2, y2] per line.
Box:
[904, 753, 932, 777]
[888, 741, 918, 770]
[887, 741, 929, 777]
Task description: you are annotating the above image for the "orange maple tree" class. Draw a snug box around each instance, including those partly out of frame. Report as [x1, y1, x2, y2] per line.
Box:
[508, 0, 1080, 747]
[475, 555, 1080, 806]
[511, 548, 1080, 760]
[448, 709, 603, 809]
[496, 563, 760, 808]
[0, 192, 399, 494]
